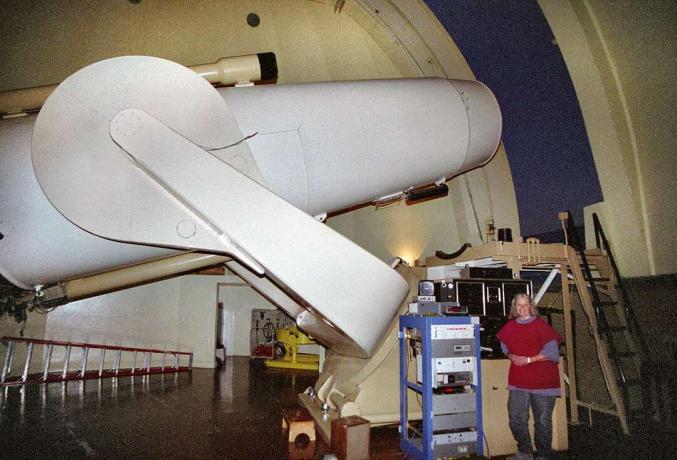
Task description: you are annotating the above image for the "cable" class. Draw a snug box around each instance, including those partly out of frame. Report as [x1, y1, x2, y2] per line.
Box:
[201, 132, 258, 151]
[481, 166, 496, 235]
[483, 431, 491, 459]
[464, 175, 485, 244]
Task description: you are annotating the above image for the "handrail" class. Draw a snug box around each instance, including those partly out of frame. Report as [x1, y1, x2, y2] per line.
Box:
[591, 213, 648, 356]
[564, 213, 608, 333]
[1, 336, 191, 356]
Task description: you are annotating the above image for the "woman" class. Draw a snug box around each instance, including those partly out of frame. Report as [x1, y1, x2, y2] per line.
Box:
[496, 293, 562, 460]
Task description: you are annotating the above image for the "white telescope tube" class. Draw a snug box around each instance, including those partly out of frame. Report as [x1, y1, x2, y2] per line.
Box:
[219, 78, 501, 215]
[1, 56, 502, 358]
[0, 70, 500, 291]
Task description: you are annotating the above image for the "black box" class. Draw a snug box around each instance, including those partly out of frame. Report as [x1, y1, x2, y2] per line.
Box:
[460, 266, 514, 279]
[434, 281, 456, 302]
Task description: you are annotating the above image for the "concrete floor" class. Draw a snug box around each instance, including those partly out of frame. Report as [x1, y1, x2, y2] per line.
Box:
[1, 356, 675, 459]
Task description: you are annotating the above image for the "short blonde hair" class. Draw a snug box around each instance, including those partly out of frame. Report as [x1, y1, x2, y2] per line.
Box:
[508, 293, 539, 319]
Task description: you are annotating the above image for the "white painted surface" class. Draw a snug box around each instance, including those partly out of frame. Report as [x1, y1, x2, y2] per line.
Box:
[220, 78, 501, 215]
[105, 105, 411, 357]
[8, 62, 501, 290]
[217, 284, 276, 357]
[0, 1, 519, 292]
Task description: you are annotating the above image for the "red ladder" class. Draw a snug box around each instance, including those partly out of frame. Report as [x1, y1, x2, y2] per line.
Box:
[0, 336, 192, 386]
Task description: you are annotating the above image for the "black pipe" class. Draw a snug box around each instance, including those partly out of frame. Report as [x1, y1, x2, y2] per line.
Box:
[256, 52, 278, 81]
[405, 183, 448, 204]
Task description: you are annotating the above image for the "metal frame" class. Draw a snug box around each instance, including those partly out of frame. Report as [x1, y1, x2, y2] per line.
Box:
[399, 315, 483, 459]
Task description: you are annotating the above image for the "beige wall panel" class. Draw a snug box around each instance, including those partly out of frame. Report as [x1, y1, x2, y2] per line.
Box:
[0, 0, 400, 91]
[329, 195, 460, 266]
[484, 146, 522, 237]
[40, 274, 250, 370]
[540, 0, 676, 276]
[580, 0, 676, 275]
[43, 278, 183, 371]
[481, 360, 568, 455]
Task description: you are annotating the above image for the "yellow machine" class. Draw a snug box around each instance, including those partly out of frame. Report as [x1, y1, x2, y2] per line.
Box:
[265, 325, 320, 371]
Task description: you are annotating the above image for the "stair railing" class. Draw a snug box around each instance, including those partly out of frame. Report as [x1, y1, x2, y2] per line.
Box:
[592, 213, 648, 356]
[564, 213, 609, 333]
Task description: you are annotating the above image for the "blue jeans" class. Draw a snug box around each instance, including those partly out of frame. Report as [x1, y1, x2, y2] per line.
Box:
[508, 390, 556, 459]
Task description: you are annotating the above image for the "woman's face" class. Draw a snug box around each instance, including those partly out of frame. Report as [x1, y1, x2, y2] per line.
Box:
[515, 297, 532, 320]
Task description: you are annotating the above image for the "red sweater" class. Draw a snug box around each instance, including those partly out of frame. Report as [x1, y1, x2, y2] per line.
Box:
[496, 318, 561, 389]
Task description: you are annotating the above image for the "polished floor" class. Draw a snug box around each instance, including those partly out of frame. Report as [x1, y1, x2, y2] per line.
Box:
[0, 357, 675, 459]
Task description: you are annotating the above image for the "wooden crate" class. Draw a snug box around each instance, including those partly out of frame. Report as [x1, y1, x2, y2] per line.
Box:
[330, 416, 370, 460]
[282, 408, 316, 444]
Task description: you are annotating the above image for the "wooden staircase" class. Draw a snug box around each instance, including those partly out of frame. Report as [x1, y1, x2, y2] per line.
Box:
[563, 213, 647, 428]
[563, 247, 633, 434]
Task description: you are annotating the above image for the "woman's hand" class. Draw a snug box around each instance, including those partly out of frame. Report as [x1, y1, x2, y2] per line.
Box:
[508, 353, 530, 366]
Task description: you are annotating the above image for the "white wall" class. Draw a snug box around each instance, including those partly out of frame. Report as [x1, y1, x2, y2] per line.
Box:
[46, 278, 181, 349]
[177, 275, 220, 368]
[43, 274, 242, 369]
[217, 284, 276, 357]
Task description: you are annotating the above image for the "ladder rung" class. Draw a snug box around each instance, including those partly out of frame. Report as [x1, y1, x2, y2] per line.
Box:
[22, 342, 34, 383]
[585, 274, 610, 281]
[79, 347, 89, 378]
[2, 341, 15, 384]
[43, 344, 53, 382]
